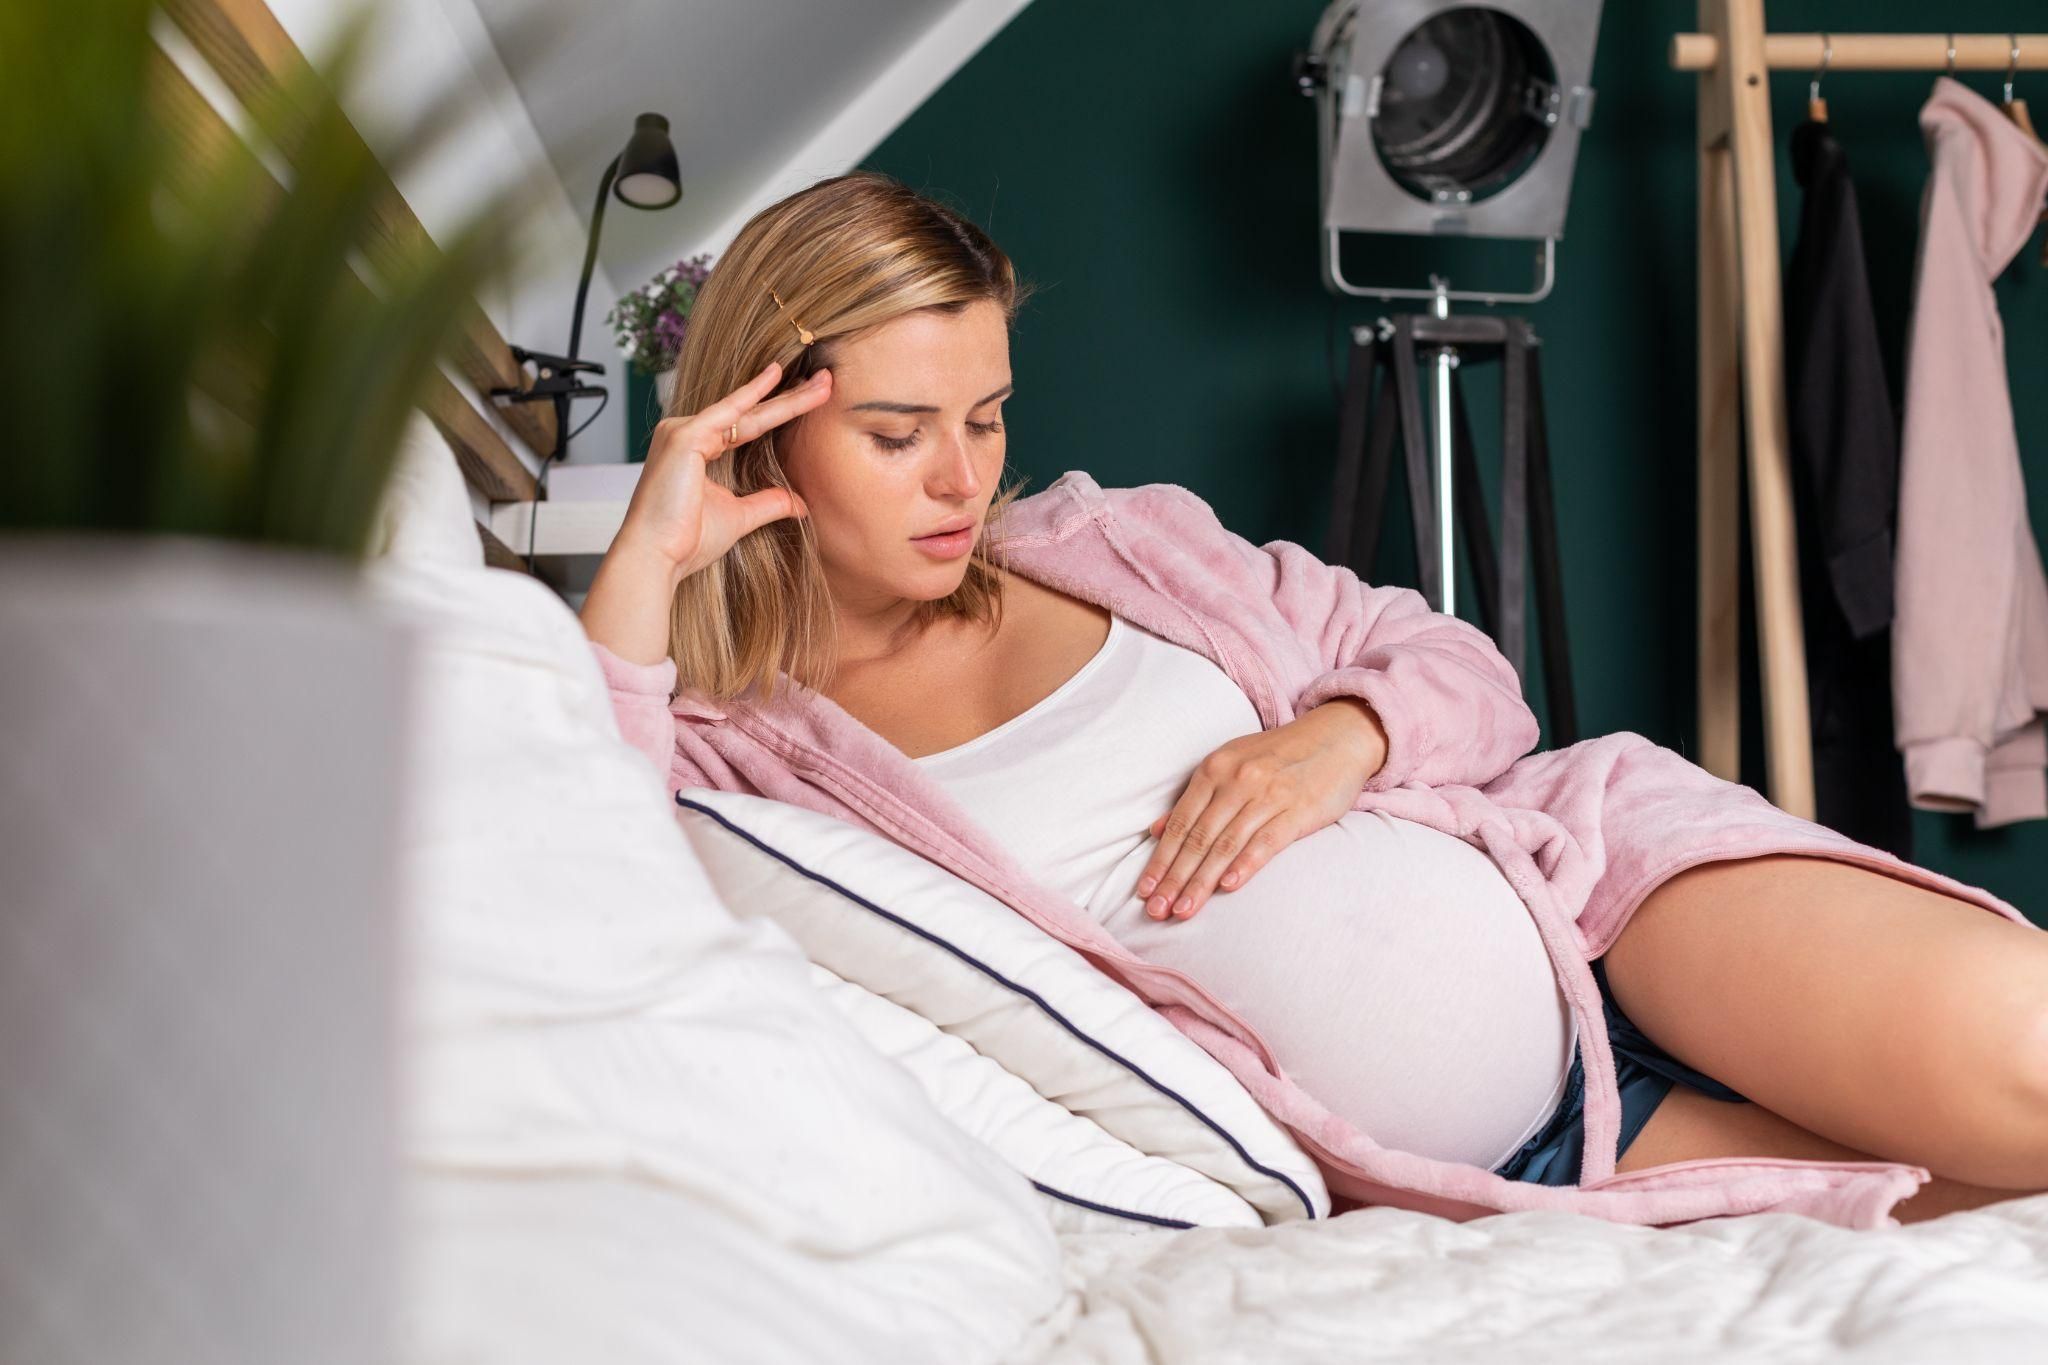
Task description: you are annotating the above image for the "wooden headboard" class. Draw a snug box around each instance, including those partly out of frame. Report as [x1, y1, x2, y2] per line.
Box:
[146, 0, 551, 573]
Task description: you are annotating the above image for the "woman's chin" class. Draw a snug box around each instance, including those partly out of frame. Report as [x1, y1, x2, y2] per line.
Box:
[907, 568, 973, 600]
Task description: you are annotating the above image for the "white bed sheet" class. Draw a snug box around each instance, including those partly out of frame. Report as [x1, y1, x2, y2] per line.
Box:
[1011, 1193, 2048, 1363]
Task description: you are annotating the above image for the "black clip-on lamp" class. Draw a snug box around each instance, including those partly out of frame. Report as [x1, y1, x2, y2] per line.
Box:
[493, 112, 683, 575]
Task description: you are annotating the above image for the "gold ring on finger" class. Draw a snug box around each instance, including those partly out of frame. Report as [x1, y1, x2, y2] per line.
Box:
[727, 422, 739, 447]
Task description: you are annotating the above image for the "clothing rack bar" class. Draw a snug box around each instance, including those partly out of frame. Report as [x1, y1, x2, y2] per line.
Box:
[1673, 33, 2048, 73]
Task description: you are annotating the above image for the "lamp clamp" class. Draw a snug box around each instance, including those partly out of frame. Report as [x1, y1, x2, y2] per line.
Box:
[491, 344, 607, 404]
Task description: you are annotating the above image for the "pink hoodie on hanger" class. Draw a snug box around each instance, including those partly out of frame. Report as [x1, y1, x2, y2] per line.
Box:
[1894, 76, 2048, 827]
[591, 471, 2037, 1230]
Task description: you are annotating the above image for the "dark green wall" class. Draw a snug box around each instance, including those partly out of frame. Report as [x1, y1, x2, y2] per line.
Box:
[857, 0, 2048, 917]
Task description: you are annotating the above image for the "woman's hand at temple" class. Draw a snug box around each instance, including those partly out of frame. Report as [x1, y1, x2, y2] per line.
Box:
[581, 360, 832, 669]
[1133, 698, 1388, 922]
[617, 359, 832, 583]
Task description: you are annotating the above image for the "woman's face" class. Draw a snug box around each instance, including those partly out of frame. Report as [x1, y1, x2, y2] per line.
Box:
[782, 298, 1011, 616]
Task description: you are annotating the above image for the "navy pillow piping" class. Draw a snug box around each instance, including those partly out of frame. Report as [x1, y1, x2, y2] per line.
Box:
[677, 794, 1320, 1221]
[1031, 1181, 1195, 1231]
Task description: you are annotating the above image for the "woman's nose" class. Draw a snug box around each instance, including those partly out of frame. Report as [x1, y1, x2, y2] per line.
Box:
[931, 432, 981, 499]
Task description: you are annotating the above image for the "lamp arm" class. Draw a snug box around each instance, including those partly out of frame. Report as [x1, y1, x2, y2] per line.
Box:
[567, 153, 622, 363]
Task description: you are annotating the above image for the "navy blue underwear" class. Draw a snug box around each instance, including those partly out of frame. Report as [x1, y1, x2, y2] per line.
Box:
[1492, 955, 1749, 1186]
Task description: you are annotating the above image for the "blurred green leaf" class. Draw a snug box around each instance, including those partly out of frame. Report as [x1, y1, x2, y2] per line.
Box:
[0, 0, 548, 559]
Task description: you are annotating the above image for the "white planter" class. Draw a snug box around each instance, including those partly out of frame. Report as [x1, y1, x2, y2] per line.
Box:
[0, 534, 403, 1365]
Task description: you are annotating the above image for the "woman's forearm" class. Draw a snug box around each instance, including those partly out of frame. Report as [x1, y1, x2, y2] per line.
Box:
[578, 532, 686, 668]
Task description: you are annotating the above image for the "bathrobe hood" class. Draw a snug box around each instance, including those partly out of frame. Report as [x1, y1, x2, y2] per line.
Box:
[1919, 75, 2048, 270]
[594, 470, 2038, 1230]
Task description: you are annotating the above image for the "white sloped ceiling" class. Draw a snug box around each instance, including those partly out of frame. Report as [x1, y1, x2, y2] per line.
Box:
[470, 0, 1036, 297]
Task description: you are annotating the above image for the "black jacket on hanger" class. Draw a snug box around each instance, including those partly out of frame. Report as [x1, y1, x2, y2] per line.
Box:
[1782, 118, 1914, 861]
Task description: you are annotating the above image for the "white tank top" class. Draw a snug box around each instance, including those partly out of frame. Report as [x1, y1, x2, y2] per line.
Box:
[913, 612, 1575, 1170]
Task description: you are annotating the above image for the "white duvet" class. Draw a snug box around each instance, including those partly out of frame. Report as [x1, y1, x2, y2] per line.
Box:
[1016, 1196, 2048, 1362]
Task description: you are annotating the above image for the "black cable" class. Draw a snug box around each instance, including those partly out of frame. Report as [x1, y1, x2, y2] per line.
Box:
[522, 388, 613, 577]
[563, 388, 612, 445]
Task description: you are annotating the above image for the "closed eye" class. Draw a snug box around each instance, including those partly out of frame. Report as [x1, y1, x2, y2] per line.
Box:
[872, 419, 1004, 452]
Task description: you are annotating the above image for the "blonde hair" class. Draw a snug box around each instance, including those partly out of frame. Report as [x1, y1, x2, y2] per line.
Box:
[664, 170, 1039, 705]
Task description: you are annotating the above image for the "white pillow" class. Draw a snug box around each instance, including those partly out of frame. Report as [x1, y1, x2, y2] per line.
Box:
[366, 410, 484, 567]
[675, 789, 1332, 1228]
[803, 960, 1263, 1233]
[365, 548, 1066, 1363]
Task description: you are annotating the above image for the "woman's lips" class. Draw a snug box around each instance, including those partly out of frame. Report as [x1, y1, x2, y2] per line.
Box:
[912, 524, 976, 559]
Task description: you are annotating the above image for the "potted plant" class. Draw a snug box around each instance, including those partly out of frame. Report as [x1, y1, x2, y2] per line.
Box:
[0, 3, 533, 1361]
[608, 250, 715, 410]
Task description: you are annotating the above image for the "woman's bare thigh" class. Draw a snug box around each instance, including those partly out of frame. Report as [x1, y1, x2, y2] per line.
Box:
[1600, 852, 2048, 1188]
[1615, 1083, 2029, 1224]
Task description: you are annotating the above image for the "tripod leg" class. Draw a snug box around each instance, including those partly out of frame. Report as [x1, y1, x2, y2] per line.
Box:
[1451, 378, 1502, 641]
[1498, 322, 1531, 681]
[1526, 343, 1579, 746]
[1389, 320, 1441, 608]
[1353, 363, 1400, 577]
[1324, 333, 1377, 570]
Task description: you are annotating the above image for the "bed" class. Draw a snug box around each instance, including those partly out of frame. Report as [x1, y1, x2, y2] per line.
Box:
[165, 3, 2048, 1359]
[364, 411, 2048, 1364]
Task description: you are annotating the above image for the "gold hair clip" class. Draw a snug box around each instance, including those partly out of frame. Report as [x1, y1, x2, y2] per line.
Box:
[766, 286, 815, 346]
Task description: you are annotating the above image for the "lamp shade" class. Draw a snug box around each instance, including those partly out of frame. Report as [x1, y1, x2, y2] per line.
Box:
[615, 112, 681, 209]
[1309, 0, 1601, 242]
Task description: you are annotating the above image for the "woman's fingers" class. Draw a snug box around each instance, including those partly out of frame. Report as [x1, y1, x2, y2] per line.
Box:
[1141, 784, 1253, 920]
[1151, 791, 1255, 920]
[719, 368, 832, 453]
[1170, 802, 1283, 920]
[725, 483, 809, 538]
[665, 366, 832, 465]
[698, 359, 786, 431]
[1135, 774, 1210, 907]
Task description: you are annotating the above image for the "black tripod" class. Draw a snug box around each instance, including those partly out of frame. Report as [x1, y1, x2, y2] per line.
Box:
[1324, 313, 1578, 747]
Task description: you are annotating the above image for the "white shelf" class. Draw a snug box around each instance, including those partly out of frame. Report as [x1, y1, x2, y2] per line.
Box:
[544, 461, 645, 503]
[488, 499, 632, 557]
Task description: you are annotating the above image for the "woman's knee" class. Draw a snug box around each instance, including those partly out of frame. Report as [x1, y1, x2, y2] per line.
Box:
[1846, 962, 2048, 1188]
[1930, 940, 2048, 1186]
[1965, 998, 2048, 1188]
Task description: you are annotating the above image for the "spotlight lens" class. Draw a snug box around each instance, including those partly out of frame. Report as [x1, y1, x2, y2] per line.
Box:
[1372, 7, 1556, 205]
[1387, 38, 1450, 101]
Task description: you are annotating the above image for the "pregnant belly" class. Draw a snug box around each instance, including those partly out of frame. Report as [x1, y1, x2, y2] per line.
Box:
[1093, 808, 1576, 1171]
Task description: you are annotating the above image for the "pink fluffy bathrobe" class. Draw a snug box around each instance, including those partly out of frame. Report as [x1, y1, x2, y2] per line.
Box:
[592, 471, 2039, 1230]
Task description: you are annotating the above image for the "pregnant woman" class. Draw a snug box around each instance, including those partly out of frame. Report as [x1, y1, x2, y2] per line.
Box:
[580, 170, 2048, 1227]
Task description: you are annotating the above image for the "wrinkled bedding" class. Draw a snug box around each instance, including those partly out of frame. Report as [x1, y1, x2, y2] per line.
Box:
[1009, 1193, 2048, 1363]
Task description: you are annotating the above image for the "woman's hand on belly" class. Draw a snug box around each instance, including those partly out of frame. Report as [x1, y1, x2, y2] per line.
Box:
[1132, 700, 1388, 923]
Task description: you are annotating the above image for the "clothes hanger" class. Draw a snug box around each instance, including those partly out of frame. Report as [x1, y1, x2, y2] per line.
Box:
[1807, 33, 1830, 124]
[2001, 36, 2048, 267]
[2002, 36, 2039, 137]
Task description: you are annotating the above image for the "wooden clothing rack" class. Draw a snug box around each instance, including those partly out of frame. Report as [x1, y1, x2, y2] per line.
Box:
[1671, 6, 2048, 821]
